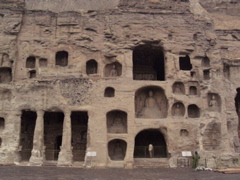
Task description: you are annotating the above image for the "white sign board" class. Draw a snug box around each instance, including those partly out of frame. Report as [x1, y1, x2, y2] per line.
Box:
[182, 151, 192, 157]
[86, 151, 97, 157]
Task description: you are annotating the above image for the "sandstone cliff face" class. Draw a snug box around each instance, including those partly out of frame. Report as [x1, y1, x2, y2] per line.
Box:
[0, 0, 239, 168]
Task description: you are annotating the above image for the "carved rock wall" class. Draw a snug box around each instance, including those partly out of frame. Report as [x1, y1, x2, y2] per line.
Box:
[0, 0, 239, 168]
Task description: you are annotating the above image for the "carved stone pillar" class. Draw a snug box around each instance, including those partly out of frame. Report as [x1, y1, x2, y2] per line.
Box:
[57, 111, 73, 166]
[6, 111, 22, 165]
[29, 110, 44, 166]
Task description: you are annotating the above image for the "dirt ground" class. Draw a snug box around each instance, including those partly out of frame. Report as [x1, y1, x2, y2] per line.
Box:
[0, 166, 239, 180]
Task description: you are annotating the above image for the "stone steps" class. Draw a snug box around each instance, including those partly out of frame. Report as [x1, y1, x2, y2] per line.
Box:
[134, 158, 169, 168]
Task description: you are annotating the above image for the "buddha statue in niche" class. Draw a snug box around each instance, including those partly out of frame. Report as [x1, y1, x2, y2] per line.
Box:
[180, 129, 189, 137]
[1, 54, 10, 67]
[189, 86, 197, 95]
[109, 64, 118, 77]
[209, 95, 218, 111]
[138, 90, 162, 118]
[112, 142, 124, 160]
[174, 103, 183, 117]
[109, 113, 126, 133]
[174, 84, 182, 94]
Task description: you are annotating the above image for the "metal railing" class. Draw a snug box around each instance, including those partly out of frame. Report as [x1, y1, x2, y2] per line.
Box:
[134, 146, 167, 158]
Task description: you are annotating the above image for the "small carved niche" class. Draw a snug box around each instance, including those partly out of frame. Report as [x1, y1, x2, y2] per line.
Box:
[203, 70, 210, 80]
[193, 33, 198, 40]
[190, 71, 196, 79]
[180, 129, 189, 137]
[172, 102, 185, 117]
[173, 82, 185, 95]
[0, 138, 2, 147]
[179, 55, 192, 71]
[189, 86, 197, 95]
[104, 87, 115, 97]
[188, 104, 200, 118]
[108, 139, 127, 161]
[26, 56, 36, 68]
[0, 68, 12, 83]
[107, 110, 127, 133]
[104, 62, 122, 77]
[0, 117, 4, 132]
[135, 86, 168, 119]
[29, 70, 36, 78]
[202, 57, 210, 67]
[223, 63, 230, 79]
[55, 51, 68, 67]
[1, 90, 12, 101]
[188, 81, 199, 96]
[1, 54, 11, 67]
[203, 122, 221, 151]
[208, 93, 221, 112]
[39, 58, 47, 67]
[168, 34, 173, 40]
[86, 59, 98, 75]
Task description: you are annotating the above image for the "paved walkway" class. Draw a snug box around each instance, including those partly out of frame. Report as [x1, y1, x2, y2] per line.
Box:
[0, 166, 239, 180]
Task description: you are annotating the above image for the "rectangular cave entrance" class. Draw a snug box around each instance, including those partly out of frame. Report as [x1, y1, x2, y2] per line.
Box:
[133, 44, 165, 81]
[44, 112, 64, 161]
[20, 111, 37, 161]
[134, 129, 167, 158]
[71, 111, 88, 161]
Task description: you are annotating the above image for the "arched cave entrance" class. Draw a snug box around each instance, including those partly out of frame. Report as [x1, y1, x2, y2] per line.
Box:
[134, 129, 167, 158]
[133, 44, 165, 81]
[86, 59, 98, 75]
